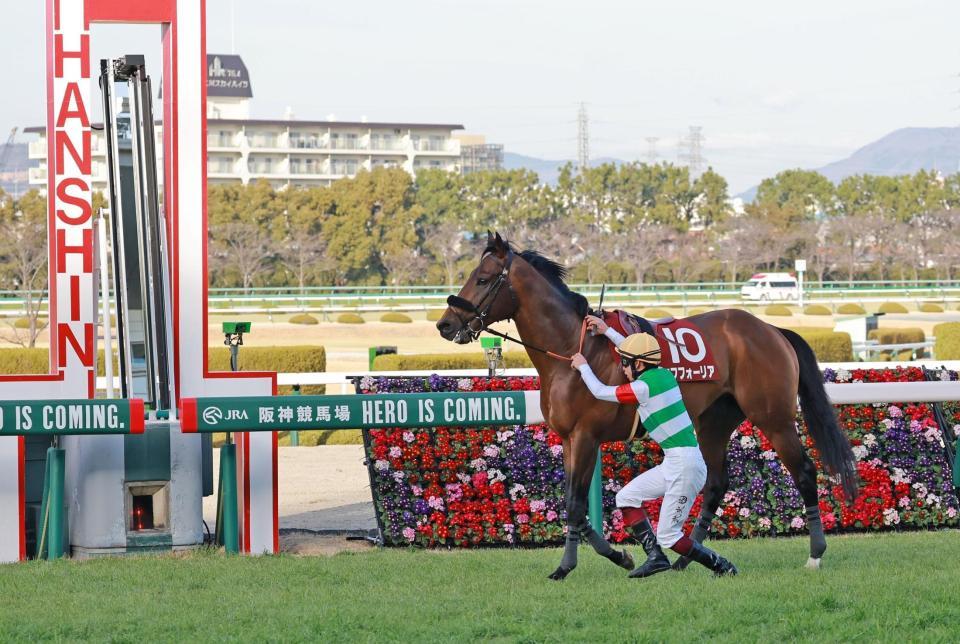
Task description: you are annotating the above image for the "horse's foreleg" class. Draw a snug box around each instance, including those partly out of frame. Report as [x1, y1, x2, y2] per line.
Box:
[549, 434, 633, 581]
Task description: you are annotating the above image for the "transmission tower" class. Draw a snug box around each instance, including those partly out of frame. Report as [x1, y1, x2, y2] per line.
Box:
[645, 136, 659, 164]
[577, 102, 589, 172]
[678, 125, 705, 178]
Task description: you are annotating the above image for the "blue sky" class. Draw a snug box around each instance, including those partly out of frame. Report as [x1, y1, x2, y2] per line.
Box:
[3, 0, 959, 192]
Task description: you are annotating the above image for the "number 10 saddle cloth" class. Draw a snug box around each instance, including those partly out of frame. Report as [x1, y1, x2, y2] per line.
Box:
[601, 310, 719, 383]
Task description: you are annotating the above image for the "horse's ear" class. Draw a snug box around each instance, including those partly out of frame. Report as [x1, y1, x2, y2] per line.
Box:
[493, 232, 508, 258]
[486, 230, 494, 245]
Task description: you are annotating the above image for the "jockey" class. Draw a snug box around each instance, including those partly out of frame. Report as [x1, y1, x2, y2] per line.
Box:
[570, 315, 737, 578]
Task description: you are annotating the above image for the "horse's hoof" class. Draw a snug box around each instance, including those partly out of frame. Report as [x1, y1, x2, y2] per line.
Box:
[618, 550, 635, 571]
[671, 556, 692, 571]
[805, 557, 822, 570]
[548, 566, 572, 581]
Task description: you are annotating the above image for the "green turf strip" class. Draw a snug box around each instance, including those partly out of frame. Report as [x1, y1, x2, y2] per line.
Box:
[0, 531, 957, 642]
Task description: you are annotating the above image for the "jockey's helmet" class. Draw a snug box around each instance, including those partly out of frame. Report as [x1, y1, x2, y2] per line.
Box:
[616, 333, 661, 365]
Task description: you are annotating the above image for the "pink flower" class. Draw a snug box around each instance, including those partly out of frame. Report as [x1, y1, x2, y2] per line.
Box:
[887, 405, 903, 418]
[389, 446, 402, 459]
[546, 510, 558, 521]
[790, 516, 805, 530]
[402, 527, 416, 542]
[483, 445, 500, 458]
[530, 500, 546, 513]
[516, 514, 530, 524]
[738, 508, 750, 517]
[402, 431, 415, 443]
[549, 445, 563, 458]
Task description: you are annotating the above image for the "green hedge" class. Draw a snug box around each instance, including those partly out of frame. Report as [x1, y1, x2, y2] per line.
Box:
[380, 312, 413, 323]
[0, 346, 326, 394]
[765, 304, 793, 316]
[868, 328, 926, 360]
[919, 302, 944, 313]
[373, 351, 534, 371]
[934, 322, 960, 360]
[289, 313, 318, 325]
[209, 346, 326, 394]
[803, 304, 832, 316]
[426, 309, 445, 322]
[785, 328, 853, 362]
[837, 303, 866, 315]
[336, 313, 365, 324]
[878, 302, 908, 314]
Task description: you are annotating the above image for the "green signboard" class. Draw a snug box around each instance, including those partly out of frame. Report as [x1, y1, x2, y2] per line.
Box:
[180, 392, 532, 433]
[0, 399, 144, 436]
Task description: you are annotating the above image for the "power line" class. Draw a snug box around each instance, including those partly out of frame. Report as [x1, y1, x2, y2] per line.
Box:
[577, 102, 589, 172]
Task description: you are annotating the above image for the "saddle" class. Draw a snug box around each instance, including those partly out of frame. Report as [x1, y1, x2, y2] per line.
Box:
[603, 310, 674, 338]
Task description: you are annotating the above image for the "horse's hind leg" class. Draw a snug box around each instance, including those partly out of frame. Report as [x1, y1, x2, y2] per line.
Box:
[673, 394, 743, 571]
[549, 432, 633, 581]
[761, 421, 826, 568]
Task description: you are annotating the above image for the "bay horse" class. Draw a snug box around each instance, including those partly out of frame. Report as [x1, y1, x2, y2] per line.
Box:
[437, 233, 857, 580]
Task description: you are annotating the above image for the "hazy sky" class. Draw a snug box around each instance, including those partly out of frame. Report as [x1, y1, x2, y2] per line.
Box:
[4, 0, 959, 192]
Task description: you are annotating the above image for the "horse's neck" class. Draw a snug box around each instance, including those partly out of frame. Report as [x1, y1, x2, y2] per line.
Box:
[511, 268, 586, 382]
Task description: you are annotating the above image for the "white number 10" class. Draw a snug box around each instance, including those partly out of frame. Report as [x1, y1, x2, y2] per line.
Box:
[661, 327, 707, 363]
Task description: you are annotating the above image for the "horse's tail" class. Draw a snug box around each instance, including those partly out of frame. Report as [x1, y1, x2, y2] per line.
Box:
[778, 328, 859, 499]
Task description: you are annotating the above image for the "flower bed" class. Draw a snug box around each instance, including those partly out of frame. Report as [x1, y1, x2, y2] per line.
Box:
[360, 368, 960, 547]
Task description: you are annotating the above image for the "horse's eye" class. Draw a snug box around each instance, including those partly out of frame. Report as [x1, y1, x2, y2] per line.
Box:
[477, 278, 489, 286]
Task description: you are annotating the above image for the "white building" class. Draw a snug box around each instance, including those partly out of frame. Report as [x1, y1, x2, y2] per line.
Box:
[25, 54, 464, 192]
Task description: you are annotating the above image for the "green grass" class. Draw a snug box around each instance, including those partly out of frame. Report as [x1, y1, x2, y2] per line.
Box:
[0, 531, 957, 641]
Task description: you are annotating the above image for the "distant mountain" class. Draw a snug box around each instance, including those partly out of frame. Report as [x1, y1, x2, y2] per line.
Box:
[737, 126, 960, 202]
[0, 142, 31, 198]
[502, 152, 628, 185]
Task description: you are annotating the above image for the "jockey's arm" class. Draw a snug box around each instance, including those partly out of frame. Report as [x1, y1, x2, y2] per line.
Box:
[575, 362, 651, 404]
[604, 327, 626, 347]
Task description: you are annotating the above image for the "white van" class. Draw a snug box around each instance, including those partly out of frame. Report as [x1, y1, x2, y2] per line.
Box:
[740, 273, 799, 301]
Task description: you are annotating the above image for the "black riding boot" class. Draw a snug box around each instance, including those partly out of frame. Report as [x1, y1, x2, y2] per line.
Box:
[686, 542, 738, 577]
[627, 519, 671, 579]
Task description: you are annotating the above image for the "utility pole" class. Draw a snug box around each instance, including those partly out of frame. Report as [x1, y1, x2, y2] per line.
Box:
[678, 125, 705, 179]
[645, 136, 659, 164]
[577, 102, 589, 173]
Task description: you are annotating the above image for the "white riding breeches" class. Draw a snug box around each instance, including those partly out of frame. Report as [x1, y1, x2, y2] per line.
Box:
[614, 446, 707, 548]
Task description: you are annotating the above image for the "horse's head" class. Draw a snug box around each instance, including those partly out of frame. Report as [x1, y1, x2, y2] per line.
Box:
[437, 232, 518, 344]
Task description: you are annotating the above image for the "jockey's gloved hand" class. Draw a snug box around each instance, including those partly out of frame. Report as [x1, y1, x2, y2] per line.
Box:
[585, 315, 608, 335]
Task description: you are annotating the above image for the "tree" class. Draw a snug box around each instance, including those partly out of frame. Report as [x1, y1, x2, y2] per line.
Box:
[754, 169, 835, 219]
[278, 187, 335, 289]
[614, 224, 671, 286]
[712, 215, 755, 286]
[691, 168, 730, 229]
[422, 220, 467, 287]
[210, 221, 275, 290]
[0, 190, 49, 347]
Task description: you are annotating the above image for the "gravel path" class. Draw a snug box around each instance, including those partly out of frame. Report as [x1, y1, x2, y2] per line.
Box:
[203, 445, 378, 535]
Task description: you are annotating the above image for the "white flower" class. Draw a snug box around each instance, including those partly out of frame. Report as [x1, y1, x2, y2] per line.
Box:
[483, 445, 500, 458]
[851, 445, 868, 460]
[923, 428, 942, 444]
[761, 450, 777, 461]
[898, 497, 910, 508]
[402, 431, 415, 443]
[388, 446, 402, 459]
[836, 369, 852, 383]
[925, 493, 942, 508]
[392, 471, 405, 482]
[496, 430, 514, 443]
[740, 436, 757, 449]
[738, 507, 750, 517]
[374, 459, 390, 472]
[883, 509, 900, 525]
[759, 517, 772, 528]
[890, 468, 911, 485]
[790, 516, 805, 529]
[469, 458, 487, 471]
[862, 434, 877, 448]
[456, 472, 472, 484]
[912, 482, 928, 497]
[549, 444, 563, 458]
[486, 468, 506, 482]
[509, 484, 526, 500]
[948, 507, 957, 519]
[939, 369, 952, 382]
[457, 378, 473, 391]
[359, 376, 376, 392]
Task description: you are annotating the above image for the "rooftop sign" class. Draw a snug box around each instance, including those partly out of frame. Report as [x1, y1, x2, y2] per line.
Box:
[207, 54, 252, 98]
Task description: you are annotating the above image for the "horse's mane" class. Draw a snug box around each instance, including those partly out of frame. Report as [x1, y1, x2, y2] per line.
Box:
[483, 242, 590, 317]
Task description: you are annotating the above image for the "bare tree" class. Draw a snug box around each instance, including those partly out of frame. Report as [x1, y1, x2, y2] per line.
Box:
[210, 221, 275, 291]
[712, 216, 755, 286]
[422, 221, 467, 287]
[0, 197, 49, 347]
[615, 224, 671, 286]
[280, 227, 332, 291]
[381, 247, 428, 286]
